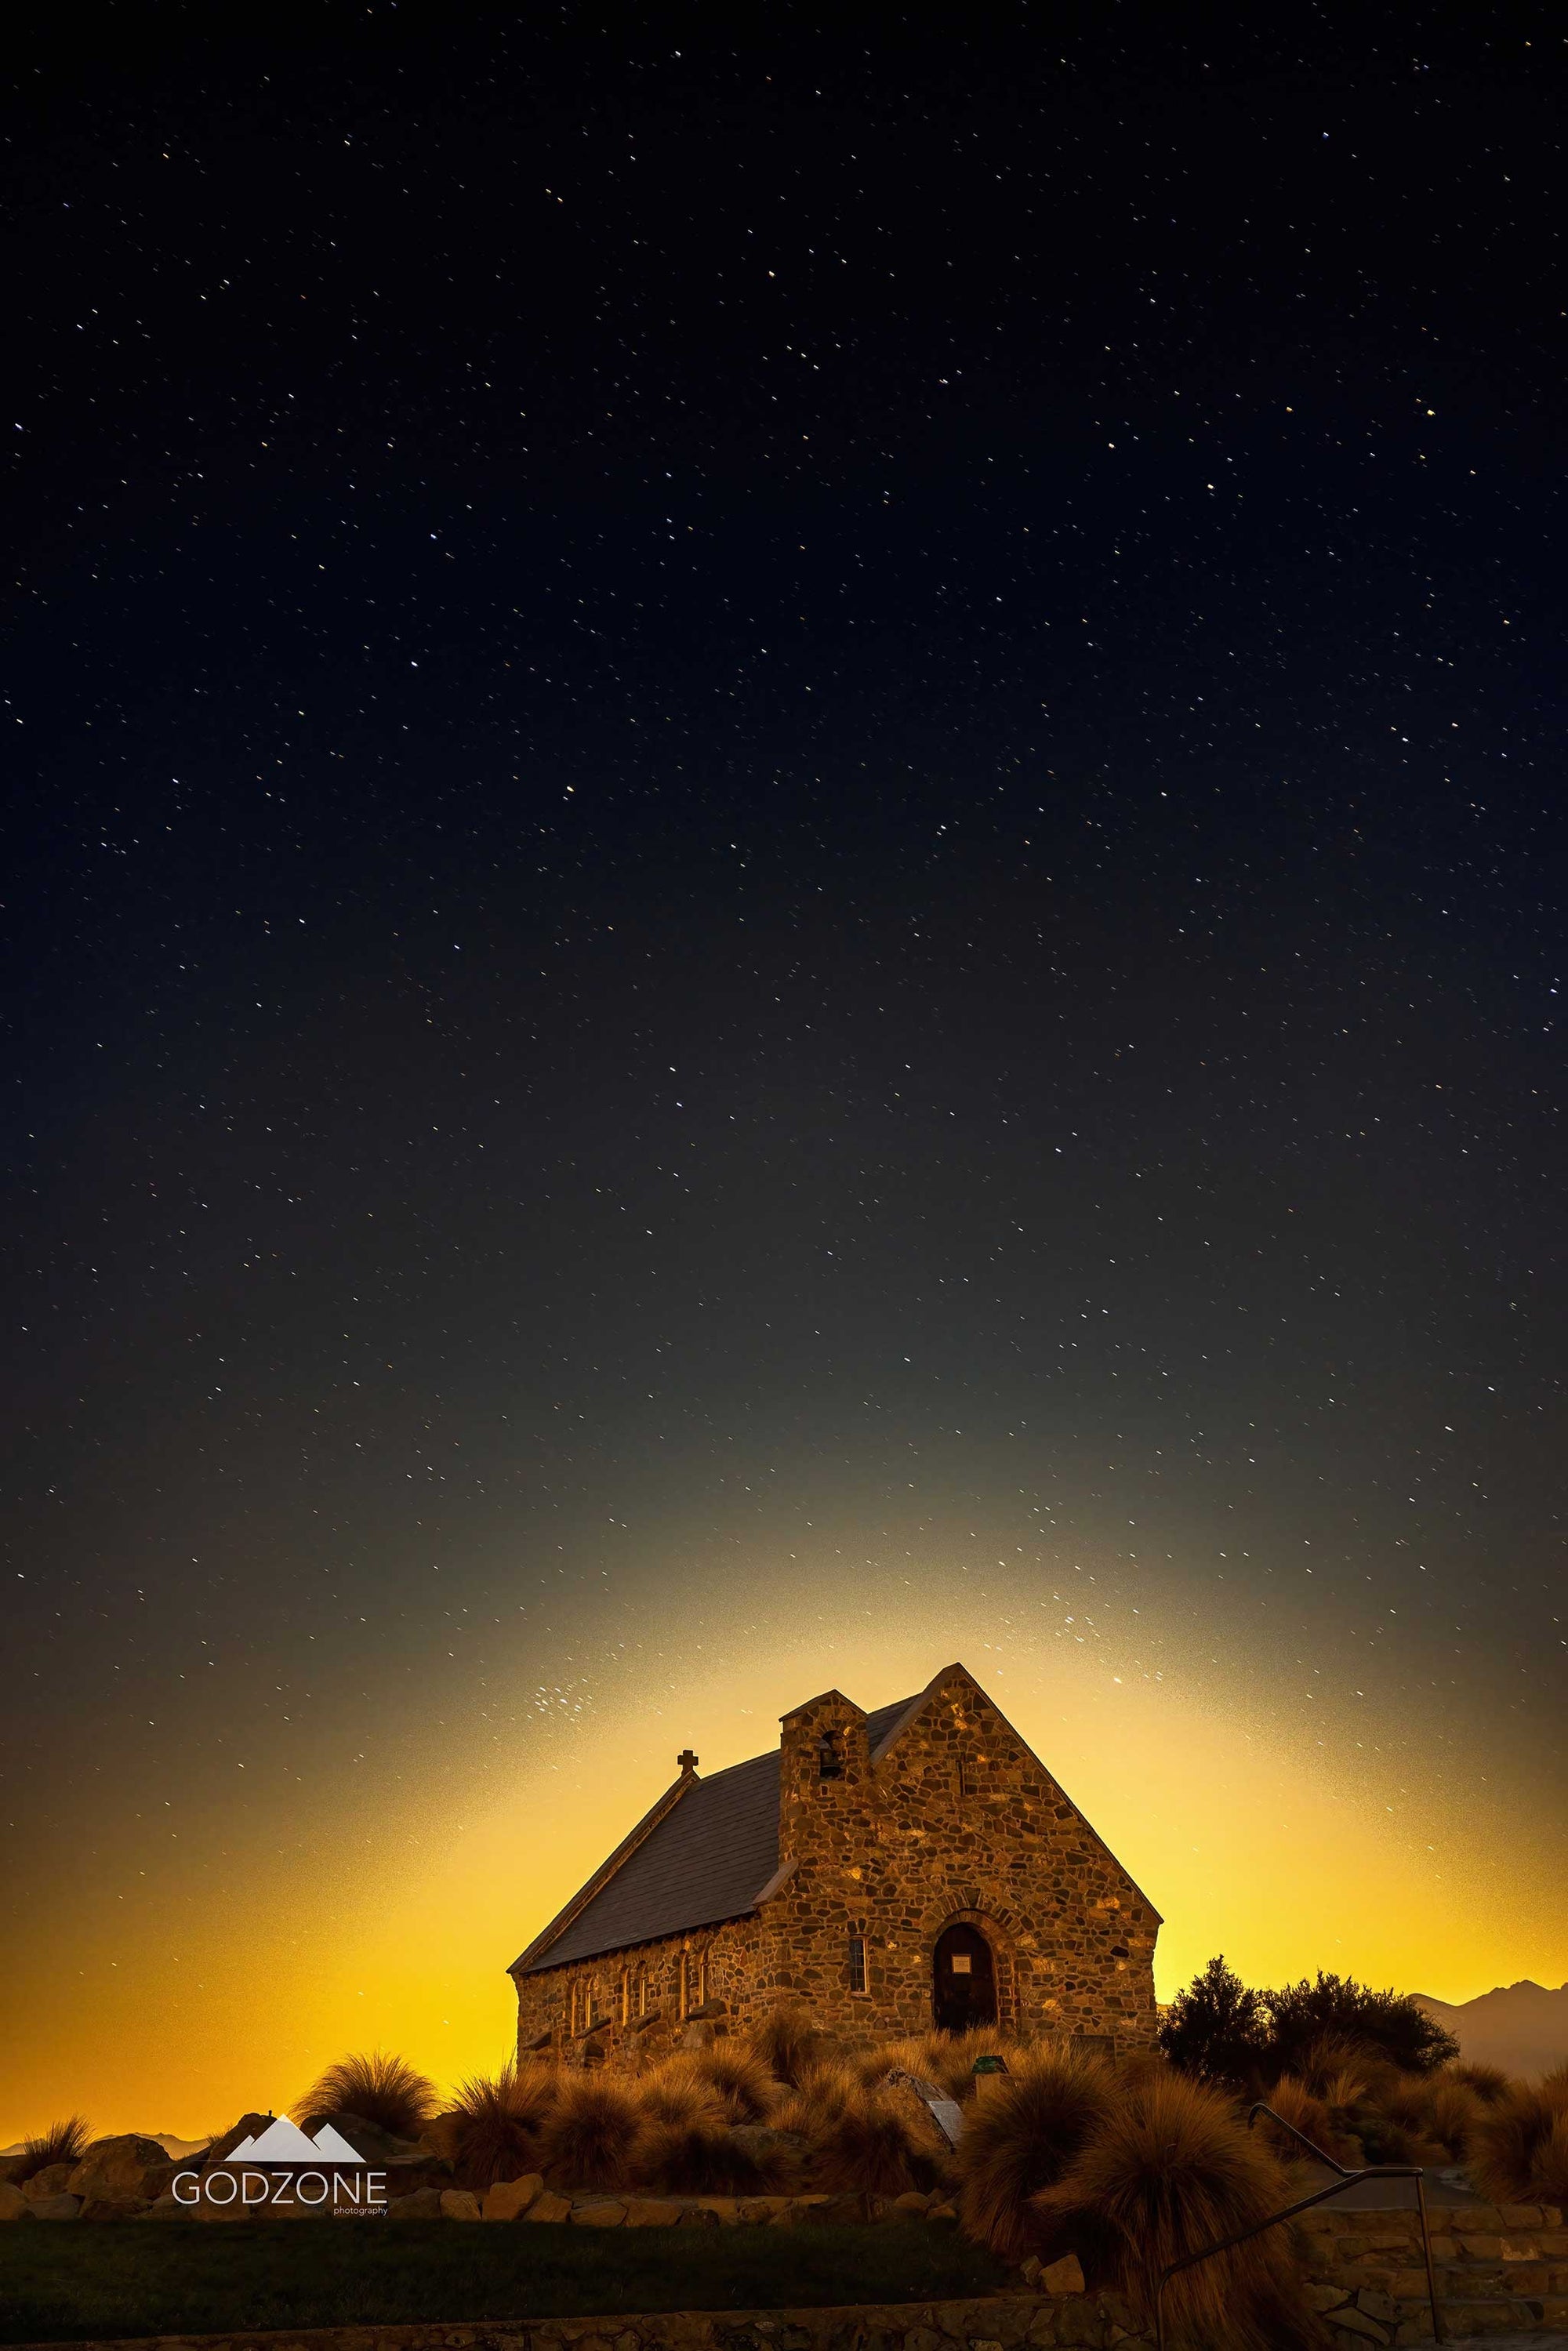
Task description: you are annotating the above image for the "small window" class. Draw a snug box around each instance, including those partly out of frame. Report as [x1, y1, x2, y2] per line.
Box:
[818, 1729, 844, 1779]
[679, 1951, 689, 2018]
[848, 1934, 868, 1994]
[695, 1954, 708, 2008]
[620, 1970, 630, 2026]
[956, 1754, 970, 1798]
[638, 1973, 648, 2018]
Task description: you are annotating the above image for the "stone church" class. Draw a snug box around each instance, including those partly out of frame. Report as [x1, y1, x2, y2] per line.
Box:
[510, 1661, 1160, 2064]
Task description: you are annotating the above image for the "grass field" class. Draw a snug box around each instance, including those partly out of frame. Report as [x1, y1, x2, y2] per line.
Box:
[0, 2220, 1011, 2343]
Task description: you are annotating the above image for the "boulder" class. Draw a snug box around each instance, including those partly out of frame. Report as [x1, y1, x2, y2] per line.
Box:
[24, 2165, 77, 2200]
[524, 2190, 572, 2223]
[387, 2187, 445, 2219]
[0, 2183, 34, 2222]
[67, 2136, 172, 2208]
[205, 2115, 277, 2163]
[1040, 2253, 1086, 2296]
[570, 2197, 627, 2226]
[31, 2194, 82, 2221]
[622, 2198, 681, 2227]
[439, 2189, 482, 2221]
[310, 2110, 425, 2164]
[483, 2173, 544, 2221]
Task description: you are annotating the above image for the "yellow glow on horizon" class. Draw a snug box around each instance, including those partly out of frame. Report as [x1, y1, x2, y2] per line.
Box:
[5, 1608, 1561, 2143]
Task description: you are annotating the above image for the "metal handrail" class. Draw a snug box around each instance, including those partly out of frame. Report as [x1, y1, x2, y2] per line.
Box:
[1150, 2101, 1443, 2349]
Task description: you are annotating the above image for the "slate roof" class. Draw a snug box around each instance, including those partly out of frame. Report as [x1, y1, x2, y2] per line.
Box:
[516, 1691, 921, 1975]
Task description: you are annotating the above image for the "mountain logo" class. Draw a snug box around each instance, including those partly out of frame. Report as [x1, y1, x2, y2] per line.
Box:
[222, 2117, 366, 2164]
[172, 2115, 388, 2214]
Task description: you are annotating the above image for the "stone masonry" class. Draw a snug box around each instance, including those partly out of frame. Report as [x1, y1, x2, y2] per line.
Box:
[511, 1663, 1160, 2065]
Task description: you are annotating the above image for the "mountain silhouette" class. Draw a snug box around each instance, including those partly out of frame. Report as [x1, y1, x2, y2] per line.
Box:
[1414, 1980, 1568, 2080]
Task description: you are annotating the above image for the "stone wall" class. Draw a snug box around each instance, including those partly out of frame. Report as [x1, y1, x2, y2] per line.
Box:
[514, 1667, 1158, 2065]
[5, 2288, 1157, 2351]
[1296, 2198, 1567, 2347]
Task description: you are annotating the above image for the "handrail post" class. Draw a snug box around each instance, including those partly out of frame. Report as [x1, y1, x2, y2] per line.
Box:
[1414, 2165, 1444, 2343]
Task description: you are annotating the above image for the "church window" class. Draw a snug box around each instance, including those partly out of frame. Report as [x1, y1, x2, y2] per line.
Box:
[818, 1729, 844, 1779]
[848, 1935, 868, 1994]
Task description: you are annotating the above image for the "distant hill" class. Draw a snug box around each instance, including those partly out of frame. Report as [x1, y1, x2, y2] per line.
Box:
[1, 2131, 209, 2161]
[1415, 1981, 1568, 2080]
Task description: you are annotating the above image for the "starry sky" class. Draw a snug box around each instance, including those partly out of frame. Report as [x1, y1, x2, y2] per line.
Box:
[3, 9, 1565, 2141]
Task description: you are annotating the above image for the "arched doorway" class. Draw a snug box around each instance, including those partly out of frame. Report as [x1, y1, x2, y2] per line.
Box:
[932, 1920, 997, 2034]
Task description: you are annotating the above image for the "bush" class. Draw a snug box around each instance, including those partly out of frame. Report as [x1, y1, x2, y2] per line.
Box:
[537, 2073, 643, 2191]
[684, 2041, 778, 2124]
[747, 2004, 825, 2087]
[1262, 1973, 1459, 2079]
[956, 2044, 1114, 2263]
[292, 2051, 437, 2139]
[12, 2116, 91, 2185]
[635, 2062, 725, 2131]
[1452, 2061, 1511, 2105]
[1033, 2069, 1316, 2351]
[1158, 1956, 1269, 2089]
[447, 2062, 561, 2189]
[1470, 2070, 1568, 2204]
[808, 2084, 942, 2197]
[771, 2059, 860, 2137]
[631, 2116, 790, 2194]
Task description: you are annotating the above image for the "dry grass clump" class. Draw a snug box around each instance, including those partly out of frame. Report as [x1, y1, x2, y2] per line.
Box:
[1452, 2061, 1511, 2104]
[1254, 2074, 1358, 2168]
[445, 2061, 560, 2189]
[13, 2117, 91, 2185]
[809, 2082, 944, 2197]
[747, 2003, 825, 2087]
[635, 2061, 725, 2131]
[956, 2044, 1114, 2263]
[631, 2114, 792, 2195]
[683, 2041, 779, 2124]
[292, 2050, 437, 2139]
[1033, 2069, 1316, 2351]
[536, 2073, 643, 2191]
[1469, 2068, 1568, 2205]
[771, 2058, 860, 2136]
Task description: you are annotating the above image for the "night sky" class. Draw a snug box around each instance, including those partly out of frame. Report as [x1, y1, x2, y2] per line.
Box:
[4, 9, 1565, 2139]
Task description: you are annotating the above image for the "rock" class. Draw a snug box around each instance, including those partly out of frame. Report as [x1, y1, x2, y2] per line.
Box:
[1040, 2254, 1086, 2296]
[0, 2184, 33, 2221]
[387, 2187, 445, 2219]
[926, 2200, 959, 2222]
[1355, 2288, 1396, 2322]
[894, 2189, 931, 2215]
[439, 2189, 482, 2220]
[30, 2194, 82, 2221]
[800, 2191, 865, 2226]
[1327, 2309, 1389, 2346]
[24, 2164, 76, 2199]
[483, 2172, 544, 2221]
[312, 2110, 425, 2164]
[1304, 2283, 1349, 2313]
[67, 2135, 178, 2206]
[138, 2197, 192, 2220]
[1019, 2255, 1042, 2287]
[569, 2198, 626, 2226]
[82, 2194, 148, 2221]
[524, 2189, 573, 2223]
[622, 2198, 681, 2227]
[205, 2114, 277, 2163]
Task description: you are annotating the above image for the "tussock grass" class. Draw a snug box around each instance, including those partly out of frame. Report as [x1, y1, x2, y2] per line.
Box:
[1451, 2060, 1510, 2104]
[445, 2061, 560, 2190]
[771, 2059, 859, 2137]
[536, 2073, 643, 2192]
[684, 2042, 779, 2124]
[1470, 2068, 1568, 2204]
[630, 2116, 791, 2195]
[634, 2062, 725, 2131]
[12, 2119, 91, 2186]
[292, 2051, 436, 2140]
[956, 2044, 1113, 2263]
[807, 2084, 942, 2197]
[1033, 2069, 1316, 2351]
[746, 2003, 824, 2087]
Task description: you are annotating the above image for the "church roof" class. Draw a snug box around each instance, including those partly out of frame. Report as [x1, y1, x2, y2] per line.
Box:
[513, 1693, 920, 1975]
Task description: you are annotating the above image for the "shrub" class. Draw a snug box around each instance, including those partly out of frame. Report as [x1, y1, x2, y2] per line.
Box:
[631, 2115, 790, 2193]
[1159, 1955, 1269, 2089]
[1452, 2061, 1511, 2105]
[1262, 1974, 1458, 2079]
[1421, 2075, 1482, 2160]
[956, 2044, 1114, 2263]
[636, 2062, 725, 2130]
[747, 2003, 824, 2087]
[292, 2050, 437, 2139]
[809, 2083, 942, 2197]
[771, 2058, 860, 2136]
[446, 2061, 560, 2189]
[13, 2117, 91, 2185]
[536, 2073, 643, 2190]
[686, 2041, 778, 2124]
[1253, 2074, 1347, 2167]
[1470, 2071, 1568, 2204]
[1033, 2069, 1316, 2351]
